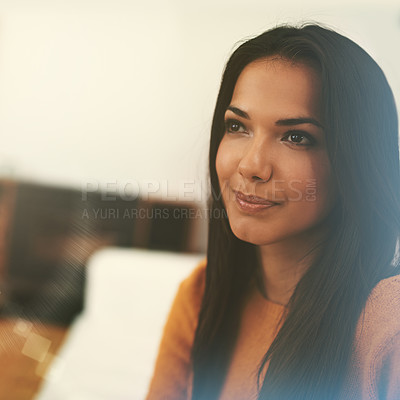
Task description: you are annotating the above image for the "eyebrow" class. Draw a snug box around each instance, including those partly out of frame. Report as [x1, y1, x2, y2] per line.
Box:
[226, 105, 323, 129]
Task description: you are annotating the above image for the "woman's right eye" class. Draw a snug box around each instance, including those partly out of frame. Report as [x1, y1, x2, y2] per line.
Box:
[224, 119, 247, 134]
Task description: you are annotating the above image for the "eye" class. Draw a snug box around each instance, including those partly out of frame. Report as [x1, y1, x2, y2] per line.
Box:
[282, 130, 315, 146]
[224, 118, 247, 134]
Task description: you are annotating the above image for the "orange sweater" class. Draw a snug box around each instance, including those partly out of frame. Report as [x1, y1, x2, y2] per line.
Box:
[146, 261, 400, 399]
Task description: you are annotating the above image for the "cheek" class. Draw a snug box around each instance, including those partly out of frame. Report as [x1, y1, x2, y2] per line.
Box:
[297, 167, 337, 219]
[284, 157, 336, 215]
[215, 138, 236, 185]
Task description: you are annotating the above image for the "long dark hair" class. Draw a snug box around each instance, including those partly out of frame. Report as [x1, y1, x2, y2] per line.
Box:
[191, 24, 400, 399]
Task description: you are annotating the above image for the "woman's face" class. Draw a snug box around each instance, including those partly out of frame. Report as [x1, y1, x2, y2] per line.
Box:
[216, 57, 337, 247]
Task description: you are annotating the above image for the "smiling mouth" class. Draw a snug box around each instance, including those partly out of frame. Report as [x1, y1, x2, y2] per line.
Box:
[234, 191, 280, 212]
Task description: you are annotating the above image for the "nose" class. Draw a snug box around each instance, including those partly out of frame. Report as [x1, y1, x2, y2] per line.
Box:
[238, 139, 273, 182]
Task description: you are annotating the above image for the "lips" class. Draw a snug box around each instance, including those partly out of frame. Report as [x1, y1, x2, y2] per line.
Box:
[234, 190, 280, 213]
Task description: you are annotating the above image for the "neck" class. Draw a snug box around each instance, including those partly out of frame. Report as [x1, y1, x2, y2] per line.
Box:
[257, 229, 326, 306]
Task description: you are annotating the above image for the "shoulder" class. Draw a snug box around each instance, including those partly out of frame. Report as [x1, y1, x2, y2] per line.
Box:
[166, 259, 207, 331]
[369, 274, 400, 307]
[347, 276, 400, 399]
[179, 258, 207, 296]
[359, 275, 400, 341]
[353, 275, 400, 377]
[145, 260, 207, 400]
[174, 259, 207, 319]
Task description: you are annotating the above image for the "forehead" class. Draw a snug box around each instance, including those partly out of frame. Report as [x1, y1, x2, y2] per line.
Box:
[231, 57, 322, 119]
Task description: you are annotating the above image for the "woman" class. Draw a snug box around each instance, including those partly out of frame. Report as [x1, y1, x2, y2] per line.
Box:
[146, 24, 400, 400]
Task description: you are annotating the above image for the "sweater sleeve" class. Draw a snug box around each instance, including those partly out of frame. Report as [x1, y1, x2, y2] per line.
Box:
[350, 275, 400, 400]
[340, 275, 400, 400]
[378, 332, 400, 400]
[145, 260, 206, 400]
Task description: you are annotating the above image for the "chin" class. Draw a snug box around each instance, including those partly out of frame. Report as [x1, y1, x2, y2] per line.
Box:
[229, 223, 281, 246]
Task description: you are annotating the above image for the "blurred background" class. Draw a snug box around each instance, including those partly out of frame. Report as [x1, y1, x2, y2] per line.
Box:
[0, 0, 399, 399]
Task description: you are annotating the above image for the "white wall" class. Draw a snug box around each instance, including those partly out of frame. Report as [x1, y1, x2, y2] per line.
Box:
[0, 0, 399, 200]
